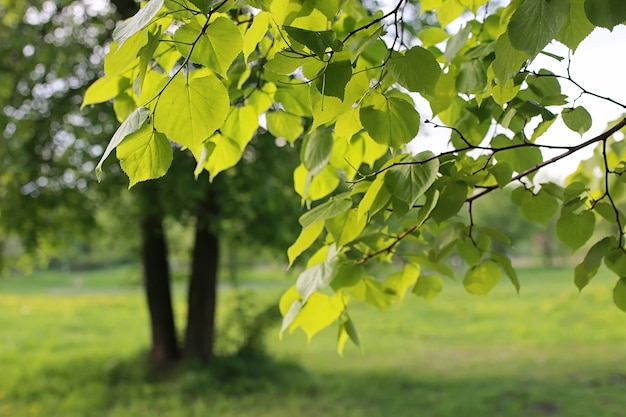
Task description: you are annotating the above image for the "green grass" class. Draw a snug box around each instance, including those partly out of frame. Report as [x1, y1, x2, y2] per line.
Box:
[1, 265, 626, 416]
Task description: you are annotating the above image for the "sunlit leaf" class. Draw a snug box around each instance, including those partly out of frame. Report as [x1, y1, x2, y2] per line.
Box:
[117, 123, 172, 187]
[113, 0, 164, 47]
[412, 274, 443, 300]
[463, 260, 501, 296]
[152, 74, 229, 149]
[96, 107, 150, 181]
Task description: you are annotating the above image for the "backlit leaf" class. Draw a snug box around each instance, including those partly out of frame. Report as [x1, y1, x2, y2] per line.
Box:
[383, 263, 419, 300]
[266, 111, 303, 144]
[557, 0, 595, 51]
[117, 123, 172, 187]
[113, 0, 164, 47]
[174, 17, 243, 77]
[463, 260, 501, 296]
[152, 74, 229, 149]
[325, 209, 367, 247]
[412, 274, 443, 300]
[96, 107, 150, 181]
[288, 221, 325, 267]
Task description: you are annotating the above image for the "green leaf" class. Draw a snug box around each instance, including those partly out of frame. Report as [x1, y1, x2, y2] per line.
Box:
[491, 162, 513, 188]
[520, 189, 559, 225]
[96, 107, 150, 181]
[412, 274, 443, 300]
[283, 26, 339, 59]
[294, 163, 340, 201]
[463, 260, 502, 296]
[117, 123, 173, 187]
[613, 278, 626, 312]
[507, 0, 570, 57]
[456, 60, 487, 94]
[556, 0, 595, 52]
[266, 111, 303, 144]
[562, 106, 592, 136]
[288, 221, 325, 267]
[387, 46, 441, 95]
[174, 17, 243, 77]
[584, 0, 626, 30]
[296, 245, 340, 302]
[284, 292, 345, 341]
[303, 126, 334, 176]
[331, 262, 364, 291]
[457, 236, 481, 266]
[198, 133, 243, 181]
[357, 175, 392, 220]
[360, 94, 421, 147]
[490, 252, 520, 293]
[326, 209, 367, 247]
[384, 152, 439, 207]
[152, 74, 229, 149]
[264, 52, 306, 74]
[243, 11, 270, 61]
[337, 315, 360, 356]
[113, 0, 164, 47]
[431, 181, 468, 223]
[605, 248, 626, 276]
[348, 277, 394, 310]
[492, 135, 543, 174]
[82, 75, 127, 109]
[299, 198, 352, 228]
[575, 237, 612, 290]
[493, 33, 529, 82]
[556, 210, 595, 251]
[221, 105, 258, 147]
[314, 55, 352, 100]
[382, 263, 420, 300]
[418, 27, 449, 46]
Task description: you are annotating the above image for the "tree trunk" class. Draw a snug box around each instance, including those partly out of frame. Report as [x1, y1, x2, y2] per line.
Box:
[138, 184, 180, 366]
[183, 186, 220, 362]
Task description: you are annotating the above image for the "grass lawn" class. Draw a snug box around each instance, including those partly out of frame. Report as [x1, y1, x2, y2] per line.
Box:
[1, 264, 626, 416]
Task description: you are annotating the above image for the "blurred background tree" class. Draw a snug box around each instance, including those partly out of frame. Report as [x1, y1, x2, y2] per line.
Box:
[0, 0, 302, 367]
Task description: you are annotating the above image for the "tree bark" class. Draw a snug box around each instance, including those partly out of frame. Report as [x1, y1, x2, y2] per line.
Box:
[138, 184, 180, 366]
[183, 185, 220, 362]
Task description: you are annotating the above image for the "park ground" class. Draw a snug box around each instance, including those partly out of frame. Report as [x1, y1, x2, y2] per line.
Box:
[1, 264, 626, 417]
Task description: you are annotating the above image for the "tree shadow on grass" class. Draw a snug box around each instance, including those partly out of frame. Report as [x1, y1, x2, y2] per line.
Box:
[5, 354, 626, 417]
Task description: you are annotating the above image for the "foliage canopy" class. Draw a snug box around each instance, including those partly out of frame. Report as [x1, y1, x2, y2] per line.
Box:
[85, 0, 626, 352]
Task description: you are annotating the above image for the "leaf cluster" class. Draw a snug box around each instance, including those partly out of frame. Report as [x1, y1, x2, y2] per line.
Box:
[84, 0, 626, 352]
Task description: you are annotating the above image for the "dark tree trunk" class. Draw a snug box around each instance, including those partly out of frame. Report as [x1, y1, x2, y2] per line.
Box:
[183, 186, 220, 362]
[138, 184, 180, 366]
